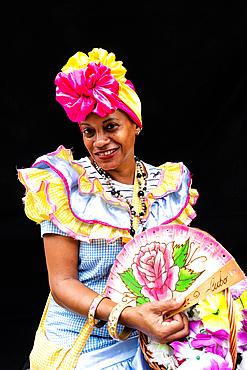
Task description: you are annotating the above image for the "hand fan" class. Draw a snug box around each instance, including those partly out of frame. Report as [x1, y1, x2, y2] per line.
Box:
[106, 224, 245, 317]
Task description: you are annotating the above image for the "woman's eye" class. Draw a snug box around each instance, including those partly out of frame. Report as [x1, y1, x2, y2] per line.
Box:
[105, 123, 118, 131]
[81, 128, 94, 136]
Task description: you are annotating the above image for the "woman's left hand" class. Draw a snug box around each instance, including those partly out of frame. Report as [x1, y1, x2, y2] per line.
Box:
[119, 298, 189, 344]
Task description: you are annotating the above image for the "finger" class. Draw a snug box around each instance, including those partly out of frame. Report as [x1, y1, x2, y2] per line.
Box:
[181, 312, 189, 333]
[162, 313, 185, 333]
[158, 297, 185, 315]
[160, 314, 189, 344]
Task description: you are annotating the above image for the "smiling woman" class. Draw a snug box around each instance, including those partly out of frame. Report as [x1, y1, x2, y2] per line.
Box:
[18, 48, 198, 370]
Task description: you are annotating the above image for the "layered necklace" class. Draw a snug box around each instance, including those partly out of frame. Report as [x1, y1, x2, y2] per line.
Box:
[93, 157, 147, 237]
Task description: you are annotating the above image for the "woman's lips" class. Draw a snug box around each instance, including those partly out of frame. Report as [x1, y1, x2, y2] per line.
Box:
[95, 148, 118, 160]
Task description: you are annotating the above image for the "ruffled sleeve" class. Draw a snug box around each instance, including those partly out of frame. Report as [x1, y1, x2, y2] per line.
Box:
[18, 146, 132, 243]
[141, 162, 199, 231]
[18, 145, 198, 243]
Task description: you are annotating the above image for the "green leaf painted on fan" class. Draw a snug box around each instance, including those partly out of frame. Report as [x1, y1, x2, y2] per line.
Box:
[119, 269, 151, 305]
[119, 268, 143, 297]
[173, 238, 190, 268]
[136, 296, 150, 306]
[175, 267, 202, 292]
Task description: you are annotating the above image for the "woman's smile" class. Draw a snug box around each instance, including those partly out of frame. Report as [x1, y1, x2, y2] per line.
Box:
[95, 148, 119, 159]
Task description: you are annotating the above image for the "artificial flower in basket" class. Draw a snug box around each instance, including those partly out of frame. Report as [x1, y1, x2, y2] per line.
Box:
[144, 278, 247, 370]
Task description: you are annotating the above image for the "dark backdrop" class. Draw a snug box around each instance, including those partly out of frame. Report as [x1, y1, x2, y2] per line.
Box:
[1, 1, 247, 369]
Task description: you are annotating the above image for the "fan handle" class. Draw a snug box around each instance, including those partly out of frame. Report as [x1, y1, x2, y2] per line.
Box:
[165, 258, 245, 319]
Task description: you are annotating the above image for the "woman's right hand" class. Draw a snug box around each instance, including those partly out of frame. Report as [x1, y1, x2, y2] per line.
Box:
[120, 298, 189, 344]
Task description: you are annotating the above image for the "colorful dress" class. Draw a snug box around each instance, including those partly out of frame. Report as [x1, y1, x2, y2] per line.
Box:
[18, 145, 198, 369]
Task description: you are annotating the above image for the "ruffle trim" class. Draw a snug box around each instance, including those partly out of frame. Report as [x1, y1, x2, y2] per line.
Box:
[18, 145, 198, 243]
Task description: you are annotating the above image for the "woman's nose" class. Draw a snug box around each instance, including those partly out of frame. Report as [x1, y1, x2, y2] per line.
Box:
[94, 131, 111, 147]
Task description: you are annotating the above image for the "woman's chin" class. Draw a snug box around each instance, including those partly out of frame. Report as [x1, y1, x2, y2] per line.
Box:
[94, 156, 120, 172]
[99, 162, 118, 172]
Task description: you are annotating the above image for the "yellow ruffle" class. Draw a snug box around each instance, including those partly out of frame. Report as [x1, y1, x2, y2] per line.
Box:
[170, 186, 198, 225]
[19, 168, 132, 243]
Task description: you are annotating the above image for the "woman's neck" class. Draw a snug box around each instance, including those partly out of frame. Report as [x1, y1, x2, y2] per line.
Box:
[107, 162, 136, 185]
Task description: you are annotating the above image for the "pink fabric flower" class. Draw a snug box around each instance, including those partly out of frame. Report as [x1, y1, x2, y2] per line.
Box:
[189, 320, 204, 336]
[170, 341, 232, 370]
[238, 319, 247, 352]
[191, 329, 229, 358]
[55, 62, 119, 122]
[132, 242, 180, 302]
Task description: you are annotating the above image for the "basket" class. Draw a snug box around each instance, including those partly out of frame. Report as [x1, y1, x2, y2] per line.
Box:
[138, 288, 237, 370]
[139, 330, 167, 370]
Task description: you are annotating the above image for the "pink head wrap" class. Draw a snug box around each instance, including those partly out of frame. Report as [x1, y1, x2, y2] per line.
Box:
[55, 48, 142, 128]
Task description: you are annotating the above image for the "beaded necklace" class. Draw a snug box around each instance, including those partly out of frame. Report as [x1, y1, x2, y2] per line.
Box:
[93, 157, 147, 237]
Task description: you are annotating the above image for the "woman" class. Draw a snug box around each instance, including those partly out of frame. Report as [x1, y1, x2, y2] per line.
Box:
[18, 48, 198, 369]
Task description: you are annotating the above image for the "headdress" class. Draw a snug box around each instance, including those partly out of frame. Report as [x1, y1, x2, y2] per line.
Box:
[55, 48, 142, 128]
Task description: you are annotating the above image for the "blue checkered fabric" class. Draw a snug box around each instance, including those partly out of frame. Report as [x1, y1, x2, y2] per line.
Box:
[41, 221, 138, 353]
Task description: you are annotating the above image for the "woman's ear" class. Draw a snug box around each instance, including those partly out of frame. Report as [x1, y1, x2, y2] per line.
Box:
[135, 125, 141, 135]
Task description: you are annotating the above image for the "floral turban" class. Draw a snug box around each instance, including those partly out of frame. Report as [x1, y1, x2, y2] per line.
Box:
[55, 48, 142, 128]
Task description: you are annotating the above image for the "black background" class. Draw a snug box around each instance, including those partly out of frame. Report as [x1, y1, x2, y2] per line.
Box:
[1, 1, 247, 369]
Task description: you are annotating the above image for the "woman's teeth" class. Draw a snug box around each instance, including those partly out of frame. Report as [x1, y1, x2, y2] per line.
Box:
[99, 149, 116, 156]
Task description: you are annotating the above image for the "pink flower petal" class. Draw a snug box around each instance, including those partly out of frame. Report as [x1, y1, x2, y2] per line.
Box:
[164, 242, 175, 270]
[132, 263, 147, 286]
[153, 249, 165, 278]
[146, 271, 168, 289]
[155, 284, 173, 300]
[141, 285, 157, 301]
[164, 265, 180, 291]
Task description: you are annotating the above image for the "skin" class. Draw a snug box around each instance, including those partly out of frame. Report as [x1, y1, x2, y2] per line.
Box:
[44, 109, 189, 344]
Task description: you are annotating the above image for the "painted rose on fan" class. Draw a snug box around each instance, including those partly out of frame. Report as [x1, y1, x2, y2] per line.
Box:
[131, 242, 180, 301]
[119, 238, 203, 306]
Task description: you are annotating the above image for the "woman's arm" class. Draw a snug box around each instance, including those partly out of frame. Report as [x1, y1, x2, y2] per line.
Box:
[44, 233, 189, 343]
[44, 233, 117, 318]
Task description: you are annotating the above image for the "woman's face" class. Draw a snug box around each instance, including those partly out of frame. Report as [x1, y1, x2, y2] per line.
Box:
[80, 110, 140, 176]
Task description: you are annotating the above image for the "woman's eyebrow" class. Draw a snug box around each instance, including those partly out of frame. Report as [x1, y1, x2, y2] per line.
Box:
[80, 123, 91, 126]
[103, 118, 119, 124]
